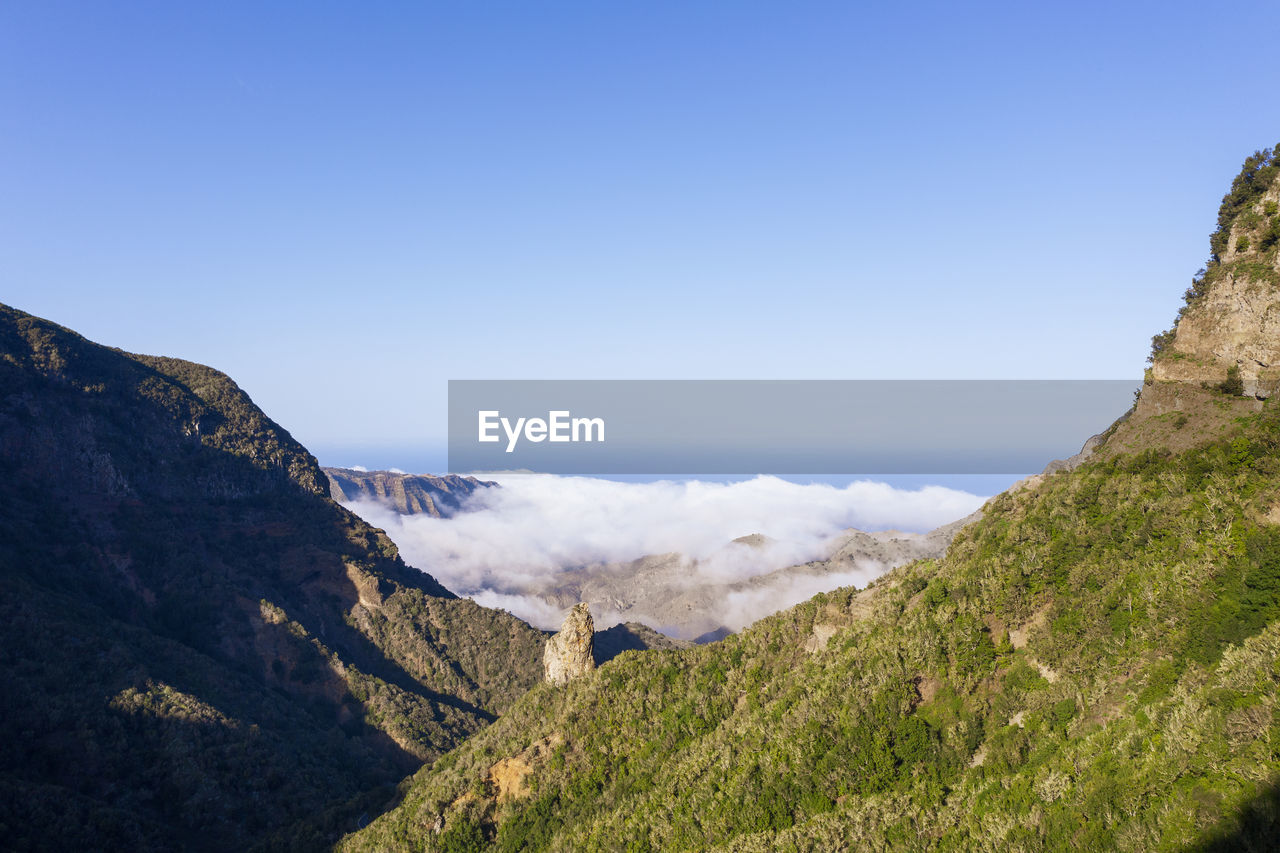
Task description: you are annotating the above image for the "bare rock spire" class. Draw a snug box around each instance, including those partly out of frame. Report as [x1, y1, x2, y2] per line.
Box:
[543, 602, 595, 685]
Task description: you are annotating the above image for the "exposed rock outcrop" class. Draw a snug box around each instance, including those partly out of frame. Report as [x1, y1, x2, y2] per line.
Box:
[1151, 149, 1280, 397]
[544, 603, 595, 684]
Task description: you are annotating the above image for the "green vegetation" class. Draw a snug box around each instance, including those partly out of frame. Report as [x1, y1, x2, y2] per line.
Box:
[1261, 214, 1280, 252]
[1148, 327, 1177, 361]
[343, 394, 1280, 851]
[1218, 364, 1245, 396]
[0, 304, 545, 851]
[1209, 145, 1278, 261]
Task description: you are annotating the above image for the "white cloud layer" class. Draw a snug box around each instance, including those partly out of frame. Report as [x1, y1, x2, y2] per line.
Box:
[342, 474, 985, 632]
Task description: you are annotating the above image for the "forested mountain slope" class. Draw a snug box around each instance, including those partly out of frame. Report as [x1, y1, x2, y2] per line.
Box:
[0, 304, 545, 851]
[342, 148, 1280, 852]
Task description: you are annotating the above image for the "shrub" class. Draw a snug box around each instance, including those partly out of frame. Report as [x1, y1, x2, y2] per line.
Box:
[1210, 147, 1279, 261]
[1184, 268, 1210, 304]
[1150, 328, 1177, 362]
[1050, 699, 1077, 733]
[439, 816, 486, 852]
[1218, 365, 1245, 397]
[922, 579, 949, 608]
[1260, 217, 1280, 251]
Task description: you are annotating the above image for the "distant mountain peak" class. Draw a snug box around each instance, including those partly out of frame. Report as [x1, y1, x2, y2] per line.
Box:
[324, 466, 494, 517]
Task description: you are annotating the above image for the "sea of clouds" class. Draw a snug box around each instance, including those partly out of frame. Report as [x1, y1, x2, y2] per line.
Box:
[341, 474, 987, 633]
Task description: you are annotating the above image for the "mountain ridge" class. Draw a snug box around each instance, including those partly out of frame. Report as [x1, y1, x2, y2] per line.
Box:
[324, 467, 494, 518]
[0, 303, 546, 851]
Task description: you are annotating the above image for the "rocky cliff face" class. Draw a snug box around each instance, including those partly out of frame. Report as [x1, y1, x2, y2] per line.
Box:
[543, 603, 595, 684]
[1151, 147, 1280, 397]
[324, 467, 493, 517]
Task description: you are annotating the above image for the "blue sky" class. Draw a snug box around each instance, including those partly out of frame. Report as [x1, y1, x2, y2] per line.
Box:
[3, 1, 1278, 472]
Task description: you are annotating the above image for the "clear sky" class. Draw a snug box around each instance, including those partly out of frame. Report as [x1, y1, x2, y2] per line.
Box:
[3, 1, 1278, 471]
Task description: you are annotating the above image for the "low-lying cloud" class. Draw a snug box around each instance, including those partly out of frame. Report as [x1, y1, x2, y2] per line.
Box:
[342, 474, 986, 634]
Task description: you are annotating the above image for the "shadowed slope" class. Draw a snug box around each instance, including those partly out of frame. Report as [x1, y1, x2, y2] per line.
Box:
[0, 303, 545, 851]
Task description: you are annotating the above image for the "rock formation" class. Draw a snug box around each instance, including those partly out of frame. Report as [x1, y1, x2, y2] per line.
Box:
[544, 602, 595, 684]
[1151, 148, 1280, 397]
